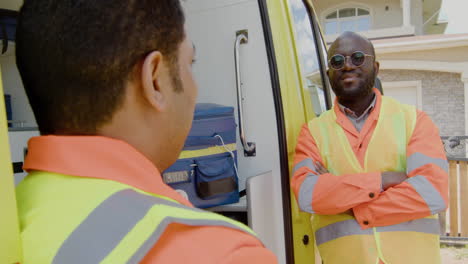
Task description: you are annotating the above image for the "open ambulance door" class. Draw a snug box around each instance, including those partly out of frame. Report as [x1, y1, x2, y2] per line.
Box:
[268, 0, 332, 263]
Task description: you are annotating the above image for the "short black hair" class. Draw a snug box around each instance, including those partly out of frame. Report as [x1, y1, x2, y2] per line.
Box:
[16, 0, 185, 135]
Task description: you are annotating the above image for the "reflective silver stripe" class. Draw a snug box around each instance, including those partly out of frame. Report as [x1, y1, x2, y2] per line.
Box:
[298, 174, 319, 213]
[315, 219, 373, 246]
[316, 218, 440, 246]
[377, 218, 440, 234]
[53, 189, 158, 264]
[53, 188, 254, 264]
[292, 158, 316, 175]
[406, 175, 446, 215]
[128, 217, 255, 263]
[407, 152, 448, 174]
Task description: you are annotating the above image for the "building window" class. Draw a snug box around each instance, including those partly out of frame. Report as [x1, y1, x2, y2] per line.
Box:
[324, 7, 371, 35]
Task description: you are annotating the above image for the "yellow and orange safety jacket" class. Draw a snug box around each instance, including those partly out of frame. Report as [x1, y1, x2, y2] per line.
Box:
[17, 136, 277, 264]
[292, 89, 448, 264]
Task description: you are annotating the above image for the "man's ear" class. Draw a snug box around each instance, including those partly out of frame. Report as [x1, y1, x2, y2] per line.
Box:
[374, 61, 380, 76]
[141, 51, 166, 111]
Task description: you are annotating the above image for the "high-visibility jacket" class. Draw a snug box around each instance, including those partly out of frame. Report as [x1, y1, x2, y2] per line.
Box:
[17, 136, 277, 264]
[292, 90, 448, 264]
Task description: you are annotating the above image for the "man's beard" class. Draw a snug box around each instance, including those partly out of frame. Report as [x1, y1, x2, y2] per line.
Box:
[332, 68, 376, 99]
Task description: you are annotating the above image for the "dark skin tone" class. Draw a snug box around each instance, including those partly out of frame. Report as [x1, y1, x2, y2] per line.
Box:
[315, 33, 406, 213]
[327, 31, 378, 116]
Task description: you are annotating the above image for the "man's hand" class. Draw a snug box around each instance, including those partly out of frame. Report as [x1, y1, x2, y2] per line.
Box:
[315, 161, 329, 174]
[381, 172, 407, 190]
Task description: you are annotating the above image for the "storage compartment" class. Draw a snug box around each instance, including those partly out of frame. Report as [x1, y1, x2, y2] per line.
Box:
[163, 103, 239, 208]
[195, 154, 237, 199]
[164, 152, 239, 208]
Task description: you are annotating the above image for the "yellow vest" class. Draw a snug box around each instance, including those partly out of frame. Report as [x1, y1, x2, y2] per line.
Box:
[308, 96, 440, 264]
[16, 172, 257, 264]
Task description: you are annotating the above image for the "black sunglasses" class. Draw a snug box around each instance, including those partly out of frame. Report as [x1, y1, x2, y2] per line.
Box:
[328, 51, 374, 70]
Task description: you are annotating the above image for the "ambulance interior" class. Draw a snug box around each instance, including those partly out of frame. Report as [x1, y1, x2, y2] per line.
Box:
[182, 1, 288, 259]
[0, 0, 327, 262]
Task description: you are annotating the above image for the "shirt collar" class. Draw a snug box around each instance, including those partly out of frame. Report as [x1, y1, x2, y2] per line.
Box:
[23, 135, 192, 207]
[338, 92, 377, 119]
[333, 88, 383, 131]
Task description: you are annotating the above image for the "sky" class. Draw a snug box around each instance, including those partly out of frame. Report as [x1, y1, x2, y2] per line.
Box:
[441, 0, 468, 34]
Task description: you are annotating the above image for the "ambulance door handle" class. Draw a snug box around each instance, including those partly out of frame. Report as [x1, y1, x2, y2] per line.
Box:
[234, 30, 256, 157]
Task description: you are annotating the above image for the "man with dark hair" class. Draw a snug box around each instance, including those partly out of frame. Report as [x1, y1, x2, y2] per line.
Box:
[15, 0, 277, 263]
[292, 32, 448, 263]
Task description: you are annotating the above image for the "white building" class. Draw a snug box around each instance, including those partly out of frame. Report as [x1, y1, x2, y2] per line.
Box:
[310, 0, 467, 137]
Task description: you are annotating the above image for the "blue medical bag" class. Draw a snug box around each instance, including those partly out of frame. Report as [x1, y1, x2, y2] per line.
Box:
[163, 103, 239, 208]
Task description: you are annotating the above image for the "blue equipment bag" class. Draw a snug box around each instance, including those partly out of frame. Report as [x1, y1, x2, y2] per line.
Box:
[163, 103, 239, 208]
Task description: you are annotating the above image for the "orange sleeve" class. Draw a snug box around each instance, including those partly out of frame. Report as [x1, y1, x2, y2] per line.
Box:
[291, 124, 381, 215]
[354, 111, 448, 228]
[225, 246, 278, 264]
[141, 223, 277, 264]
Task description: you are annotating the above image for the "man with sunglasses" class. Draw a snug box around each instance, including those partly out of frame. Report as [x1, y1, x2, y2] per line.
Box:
[292, 32, 448, 264]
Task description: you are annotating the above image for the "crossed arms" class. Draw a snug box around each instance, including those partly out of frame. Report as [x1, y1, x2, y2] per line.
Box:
[291, 111, 449, 228]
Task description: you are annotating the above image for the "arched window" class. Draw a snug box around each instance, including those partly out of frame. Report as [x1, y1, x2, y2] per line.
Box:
[324, 7, 371, 35]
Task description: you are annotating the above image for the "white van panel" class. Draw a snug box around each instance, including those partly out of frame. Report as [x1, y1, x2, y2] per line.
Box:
[247, 171, 283, 257]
